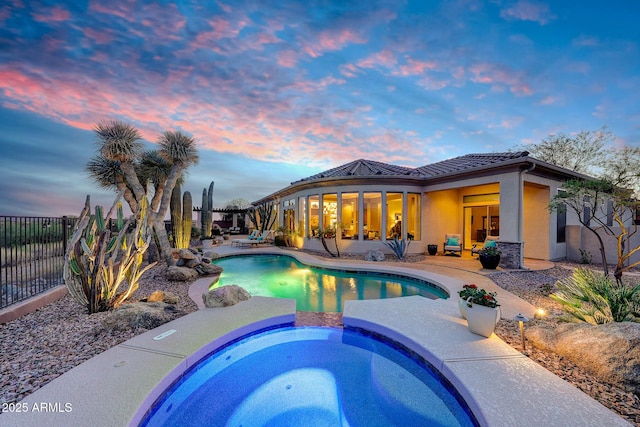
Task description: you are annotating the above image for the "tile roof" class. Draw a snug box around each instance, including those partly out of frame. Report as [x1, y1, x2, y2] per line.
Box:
[413, 151, 530, 177]
[293, 152, 531, 184]
[293, 159, 415, 183]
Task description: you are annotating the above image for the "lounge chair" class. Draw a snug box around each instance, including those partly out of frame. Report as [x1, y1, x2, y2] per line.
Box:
[443, 233, 462, 256]
[471, 235, 499, 256]
[231, 230, 273, 247]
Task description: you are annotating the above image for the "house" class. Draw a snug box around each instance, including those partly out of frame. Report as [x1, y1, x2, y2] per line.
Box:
[252, 152, 594, 268]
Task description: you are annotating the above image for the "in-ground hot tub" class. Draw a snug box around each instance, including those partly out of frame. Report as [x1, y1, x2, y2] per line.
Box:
[141, 326, 476, 426]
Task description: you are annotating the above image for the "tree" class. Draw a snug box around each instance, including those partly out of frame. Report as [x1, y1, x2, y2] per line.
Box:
[86, 120, 199, 265]
[550, 178, 640, 283]
[517, 126, 613, 174]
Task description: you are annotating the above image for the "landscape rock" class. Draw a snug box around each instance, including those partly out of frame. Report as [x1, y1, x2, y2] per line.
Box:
[195, 263, 224, 277]
[166, 266, 199, 281]
[365, 250, 385, 262]
[203, 285, 251, 308]
[528, 322, 640, 394]
[179, 249, 196, 260]
[202, 250, 219, 260]
[147, 290, 180, 304]
[102, 302, 178, 330]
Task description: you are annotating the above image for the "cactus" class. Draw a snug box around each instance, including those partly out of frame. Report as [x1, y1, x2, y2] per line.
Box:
[201, 181, 214, 239]
[63, 192, 156, 313]
[170, 184, 184, 248]
[170, 184, 193, 249]
[182, 190, 192, 247]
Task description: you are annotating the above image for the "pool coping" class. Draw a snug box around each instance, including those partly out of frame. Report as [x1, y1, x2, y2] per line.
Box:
[2, 295, 631, 426]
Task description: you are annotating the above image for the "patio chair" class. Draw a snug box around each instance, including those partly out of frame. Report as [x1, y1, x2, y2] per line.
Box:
[232, 230, 273, 247]
[443, 233, 462, 256]
[471, 235, 499, 256]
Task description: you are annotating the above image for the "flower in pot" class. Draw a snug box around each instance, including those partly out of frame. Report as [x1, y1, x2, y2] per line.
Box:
[457, 283, 478, 318]
[478, 245, 501, 269]
[465, 287, 500, 338]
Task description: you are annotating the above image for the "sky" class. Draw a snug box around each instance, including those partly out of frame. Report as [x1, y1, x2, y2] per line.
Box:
[1, 0, 638, 217]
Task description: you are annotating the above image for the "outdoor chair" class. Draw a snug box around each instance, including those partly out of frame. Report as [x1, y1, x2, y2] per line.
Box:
[443, 233, 462, 256]
[232, 230, 273, 247]
[471, 235, 499, 256]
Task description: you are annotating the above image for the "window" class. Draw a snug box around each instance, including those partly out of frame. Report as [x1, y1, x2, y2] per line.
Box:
[322, 194, 338, 234]
[407, 193, 420, 240]
[297, 197, 306, 237]
[341, 193, 359, 239]
[386, 192, 403, 239]
[557, 190, 566, 243]
[309, 195, 319, 238]
[363, 192, 381, 240]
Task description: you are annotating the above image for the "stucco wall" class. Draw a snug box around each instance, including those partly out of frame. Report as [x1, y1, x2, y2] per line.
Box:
[423, 189, 461, 249]
[523, 184, 550, 260]
[566, 225, 640, 266]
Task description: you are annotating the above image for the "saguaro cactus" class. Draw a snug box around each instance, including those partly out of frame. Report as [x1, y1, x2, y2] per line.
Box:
[200, 181, 214, 238]
[63, 193, 156, 313]
[170, 184, 192, 249]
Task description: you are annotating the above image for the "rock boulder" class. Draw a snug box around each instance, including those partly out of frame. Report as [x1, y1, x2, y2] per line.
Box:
[102, 302, 178, 330]
[166, 266, 199, 282]
[528, 321, 640, 394]
[365, 250, 385, 262]
[203, 285, 251, 308]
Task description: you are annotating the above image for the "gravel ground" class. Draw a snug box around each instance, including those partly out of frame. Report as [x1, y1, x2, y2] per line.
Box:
[1, 259, 638, 425]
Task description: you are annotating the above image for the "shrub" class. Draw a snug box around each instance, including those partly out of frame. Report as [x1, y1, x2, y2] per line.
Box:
[579, 248, 592, 264]
[63, 193, 156, 314]
[383, 236, 411, 260]
[551, 268, 640, 324]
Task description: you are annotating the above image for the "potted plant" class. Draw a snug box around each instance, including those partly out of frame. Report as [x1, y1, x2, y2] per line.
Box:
[457, 283, 478, 319]
[427, 244, 438, 256]
[478, 245, 501, 269]
[465, 287, 500, 337]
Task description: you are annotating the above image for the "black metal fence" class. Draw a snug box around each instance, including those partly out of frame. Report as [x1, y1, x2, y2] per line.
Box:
[0, 216, 77, 310]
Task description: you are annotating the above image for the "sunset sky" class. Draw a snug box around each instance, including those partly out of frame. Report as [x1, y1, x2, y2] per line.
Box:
[1, 0, 638, 217]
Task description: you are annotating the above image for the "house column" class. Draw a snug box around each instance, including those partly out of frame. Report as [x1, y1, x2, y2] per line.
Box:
[499, 173, 524, 268]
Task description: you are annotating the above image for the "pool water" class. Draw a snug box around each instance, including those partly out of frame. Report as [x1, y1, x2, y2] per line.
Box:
[142, 327, 476, 427]
[211, 254, 447, 312]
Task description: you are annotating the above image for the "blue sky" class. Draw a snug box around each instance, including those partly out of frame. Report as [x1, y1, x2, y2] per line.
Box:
[1, 0, 638, 216]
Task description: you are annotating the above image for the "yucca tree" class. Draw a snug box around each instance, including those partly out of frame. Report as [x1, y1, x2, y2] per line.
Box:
[86, 120, 199, 265]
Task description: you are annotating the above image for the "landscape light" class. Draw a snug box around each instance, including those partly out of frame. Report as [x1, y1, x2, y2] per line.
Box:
[513, 313, 530, 353]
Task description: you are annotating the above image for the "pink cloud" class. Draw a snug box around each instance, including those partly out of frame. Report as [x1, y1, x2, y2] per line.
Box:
[500, 1, 555, 25]
[303, 28, 367, 58]
[357, 49, 397, 69]
[90, 1, 136, 23]
[277, 50, 297, 68]
[397, 58, 438, 76]
[469, 62, 533, 96]
[31, 5, 70, 22]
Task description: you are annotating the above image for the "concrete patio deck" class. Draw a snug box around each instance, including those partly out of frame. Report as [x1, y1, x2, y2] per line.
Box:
[1, 241, 630, 426]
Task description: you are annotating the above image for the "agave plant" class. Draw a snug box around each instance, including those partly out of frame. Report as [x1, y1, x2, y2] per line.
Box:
[551, 268, 640, 324]
[63, 192, 156, 314]
[383, 236, 411, 260]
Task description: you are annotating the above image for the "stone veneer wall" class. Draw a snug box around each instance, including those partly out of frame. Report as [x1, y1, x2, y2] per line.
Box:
[497, 241, 522, 269]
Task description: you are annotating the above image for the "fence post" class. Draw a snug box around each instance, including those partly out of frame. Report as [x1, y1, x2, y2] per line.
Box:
[62, 216, 68, 255]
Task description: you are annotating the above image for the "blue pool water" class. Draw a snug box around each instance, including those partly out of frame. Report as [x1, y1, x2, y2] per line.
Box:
[211, 254, 448, 312]
[142, 327, 476, 426]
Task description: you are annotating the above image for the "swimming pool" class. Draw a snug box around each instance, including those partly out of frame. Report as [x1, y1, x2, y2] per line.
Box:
[141, 327, 476, 426]
[211, 254, 448, 312]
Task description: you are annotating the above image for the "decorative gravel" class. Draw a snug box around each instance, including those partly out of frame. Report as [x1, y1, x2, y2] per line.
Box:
[1, 261, 638, 425]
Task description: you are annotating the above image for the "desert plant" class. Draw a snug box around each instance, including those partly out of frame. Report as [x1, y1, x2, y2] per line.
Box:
[63, 193, 156, 314]
[170, 184, 192, 249]
[551, 268, 640, 324]
[579, 248, 592, 264]
[383, 236, 411, 260]
[200, 182, 214, 239]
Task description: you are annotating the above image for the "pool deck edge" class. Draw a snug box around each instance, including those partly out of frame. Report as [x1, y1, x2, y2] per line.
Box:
[343, 296, 632, 427]
[0, 297, 296, 427]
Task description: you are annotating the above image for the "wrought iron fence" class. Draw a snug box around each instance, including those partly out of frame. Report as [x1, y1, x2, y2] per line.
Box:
[0, 216, 77, 310]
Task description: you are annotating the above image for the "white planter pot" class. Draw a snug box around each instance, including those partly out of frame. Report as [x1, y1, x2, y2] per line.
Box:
[466, 302, 500, 338]
[458, 298, 467, 319]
